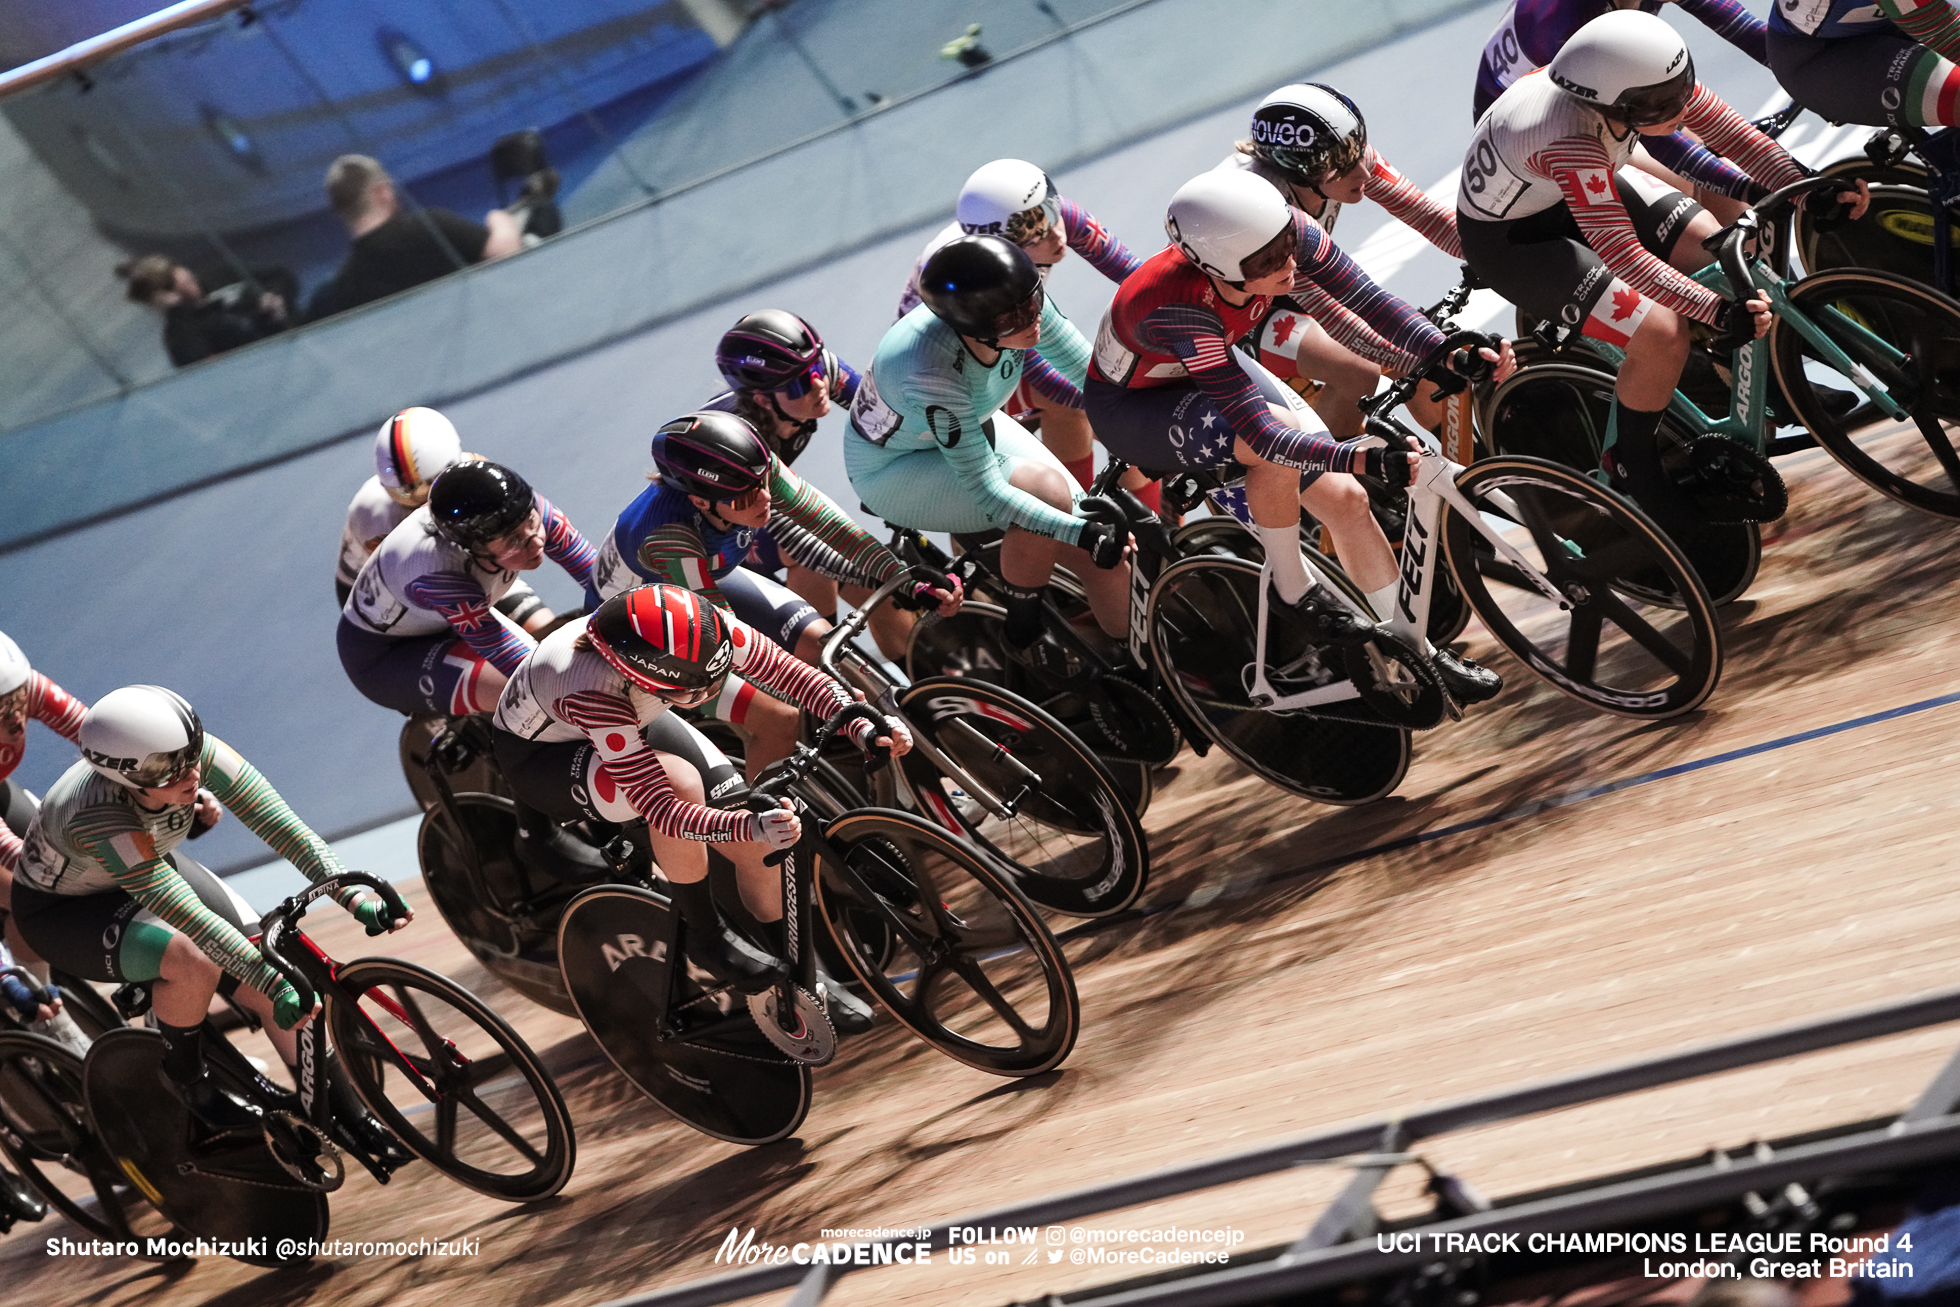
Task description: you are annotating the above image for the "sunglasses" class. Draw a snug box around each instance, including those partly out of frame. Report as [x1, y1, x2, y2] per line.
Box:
[774, 355, 830, 401]
[990, 285, 1046, 339]
[1238, 229, 1297, 282]
[714, 484, 768, 512]
[85, 743, 200, 789]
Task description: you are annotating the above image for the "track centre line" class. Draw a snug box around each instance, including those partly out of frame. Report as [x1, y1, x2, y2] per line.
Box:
[1056, 689, 1960, 943]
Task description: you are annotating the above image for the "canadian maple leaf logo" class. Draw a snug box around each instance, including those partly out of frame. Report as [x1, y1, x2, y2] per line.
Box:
[1584, 171, 1609, 197]
[1270, 314, 1298, 347]
[1610, 286, 1641, 321]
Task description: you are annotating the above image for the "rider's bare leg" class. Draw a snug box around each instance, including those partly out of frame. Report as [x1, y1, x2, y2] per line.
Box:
[1665, 206, 1724, 276]
[153, 932, 300, 1069]
[735, 691, 801, 783]
[644, 753, 783, 922]
[1035, 397, 1096, 488]
[1293, 319, 1381, 439]
[1000, 459, 1130, 638]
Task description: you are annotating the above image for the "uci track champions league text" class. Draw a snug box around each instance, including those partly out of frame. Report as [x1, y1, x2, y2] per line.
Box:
[715, 1222, 1249, 1273]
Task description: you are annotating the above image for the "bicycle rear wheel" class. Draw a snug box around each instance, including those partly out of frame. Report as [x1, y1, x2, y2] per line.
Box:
[416, 796, 579, 1016]
[815, 810, 1078, 1076]
[1483, 358, 1761, 604]
[327, 958, 575, 1201]
[1444, 457, 1723, 718]
[557, 885, 810, 1146]
[1145, 554, 1410, 804]
[0, 1031, 159, 1242]
[399, 713, 509, 813]
[1771, 267, 1960, 519]
[896, 677, 1148, 917]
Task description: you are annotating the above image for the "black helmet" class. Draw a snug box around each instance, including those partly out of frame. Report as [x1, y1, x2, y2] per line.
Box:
[428, 461, 535, 550]
[1248, 84, 1368, 189]
[918, 235, 1044, 342]
[715, 310, 832, 396]
[651, 411, 772, 501]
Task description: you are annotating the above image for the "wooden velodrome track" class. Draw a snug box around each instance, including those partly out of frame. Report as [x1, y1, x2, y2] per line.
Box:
[6, 438, 1960, 1307]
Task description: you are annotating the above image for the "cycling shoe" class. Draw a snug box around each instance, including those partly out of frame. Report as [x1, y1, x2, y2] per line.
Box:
[1270, 580, 1376, 648]
[1431, 646, 1503, 705]
[0, 1165, 46, 1227]
[170, 1070, 263, 1135]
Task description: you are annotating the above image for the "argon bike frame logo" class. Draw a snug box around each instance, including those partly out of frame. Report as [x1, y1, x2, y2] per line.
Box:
[298, 1022, 318, 1116]
[1733, 335, 1757, 427]
[602, 933, 668, 971]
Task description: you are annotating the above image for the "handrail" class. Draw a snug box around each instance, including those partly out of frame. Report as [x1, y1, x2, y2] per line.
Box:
[0, 1, 252, 102]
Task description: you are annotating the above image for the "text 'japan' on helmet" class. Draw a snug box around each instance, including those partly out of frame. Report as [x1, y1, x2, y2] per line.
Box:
[1548, 10, 1696, 127]
[918, 235, 1044, 342]
[373, 406, 463, 504]
[427, 461, 536, 552]
[80, 685, 204, 789]
[587, 585, 734, 695]
[1166, 168, 1295, 284]
[715, 310, 832, 396]
[957, 159, 1062, 246]
[651, 411, 772, 502]
[1248, 84, 1368, 187]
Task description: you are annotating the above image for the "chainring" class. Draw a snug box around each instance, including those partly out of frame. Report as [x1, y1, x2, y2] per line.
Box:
[1343, 631, 1449, 730]
[262, 1111, 344, 1193]
[747, 984, 838, 1065]
[1684, 435, 1788, 524]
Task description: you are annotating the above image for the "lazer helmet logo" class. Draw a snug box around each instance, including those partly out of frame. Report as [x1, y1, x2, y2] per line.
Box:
[1551, 71, 1599, 99]
[1665, 49, 1685, 74]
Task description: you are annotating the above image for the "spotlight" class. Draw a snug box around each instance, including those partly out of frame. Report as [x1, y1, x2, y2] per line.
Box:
[201, 105, 264, 171]
[379, 29, 442, 93]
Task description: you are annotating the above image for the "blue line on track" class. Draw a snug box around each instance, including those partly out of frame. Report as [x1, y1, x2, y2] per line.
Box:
[1057, 689, 1960, 943]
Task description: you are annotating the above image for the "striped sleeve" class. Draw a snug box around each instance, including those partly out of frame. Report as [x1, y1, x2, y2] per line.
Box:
[555, 691, 750, 842]
[1285, 279, 1416, 372]
[1540, 137, 1727, 324]
[728, 618, 853, 721]
[1882, 0, 1960, 64]
[1677, 84, 1807, 195]
[27, 672, 85, 742]
[769, 460, 906, 589]
[405, 571, 538, 674]
[1639, 132, 1756, 200]
[539, 494, 598, 589]
[199, 735, 359, 907]
[1290, 213, 1447, 363]
[1058, 197, 1143, 283]
[0, 826, 18, 873]
[1677, 0, 1769, 64]
[1361, 148, 1463, 258]
[635, 522, 735, 610]
[1022, 349, 1087, 407]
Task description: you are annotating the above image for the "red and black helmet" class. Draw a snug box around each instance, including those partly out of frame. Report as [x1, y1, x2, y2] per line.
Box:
[587, 584, 735, 695]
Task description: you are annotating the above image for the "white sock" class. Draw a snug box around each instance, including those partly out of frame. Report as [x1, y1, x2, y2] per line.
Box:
[1254, 524, 1311, 603]
[1366, 584, 1399, 624]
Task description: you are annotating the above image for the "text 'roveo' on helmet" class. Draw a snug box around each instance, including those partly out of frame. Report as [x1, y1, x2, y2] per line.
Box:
[1548, 10, 1696, 127]
[651, 411, 772, 502]
[957, 159, 1062, 246]
[427, 461, 536, 552]
[1247, 84, 1368, 189]
[80, 685, 204, 789]
[587, 584, 734, 696]
[917, 235, 1044, 343]
[1166, 168, 1296, 286]
[715, 310, 833, 397]
[374, 406, 464, 505]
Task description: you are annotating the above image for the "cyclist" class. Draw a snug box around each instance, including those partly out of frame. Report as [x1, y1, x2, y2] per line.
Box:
[491, 584, 910, 1030]
[1223, 83, 1478, 438]
[706, 311, 918, 662]
[1477, 1, 1773, 225]
[335, 407, 558, 632]
[0, 631, 103, 1056]
[1084, 168, 1504, 704]
[587, 410, 959, 776]
[896, 160, 1148, 500]
[850, 234, 1132, 669]
[1768, 0, 1960, 130]
[1457, 12, 1866, 528]
[10, 685, 409, 1141]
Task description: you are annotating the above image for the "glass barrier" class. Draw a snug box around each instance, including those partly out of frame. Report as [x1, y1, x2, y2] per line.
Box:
[0, 0, 1148, 434]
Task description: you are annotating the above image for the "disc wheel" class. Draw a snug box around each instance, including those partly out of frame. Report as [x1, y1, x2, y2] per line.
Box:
[1771, 267, 1960, 519]
[1796, 179, 1947, 285]
[1145, 554, 1411, 805]
[559, 885, 809, 1145]
[326, 958, 575, 1201]
[1483, 358, 1761, 604]
[416, 796, 579, 1016]
[895, 677, 1148, 917]
[1443, 457, 1723, 718]
[815, 809, 1079, 1076]
[0, 1031, 161, 1242]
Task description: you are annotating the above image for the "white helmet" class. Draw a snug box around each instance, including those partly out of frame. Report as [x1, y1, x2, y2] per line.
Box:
[1166, 168, 1294, 283]
[373, 406, 463, 504]
[79, 685, 204, 790]
[1548, 10, 1696, 126]
[957, 159, 1061, 246]
[0, 631, 29, 697]
[1248, 84, 1368, 188]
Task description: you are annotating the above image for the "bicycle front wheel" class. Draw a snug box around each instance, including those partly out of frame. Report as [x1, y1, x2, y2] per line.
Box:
[0, 1031, 158, 1242]
[327, 958, 575, 1202]
[1444, 457, 1723, 718]
[816, 809, 1078, 1076]
[1771, 267, 1960, 519]
[1145, 554, 1410, 804]
[896, 677, 1148, 917]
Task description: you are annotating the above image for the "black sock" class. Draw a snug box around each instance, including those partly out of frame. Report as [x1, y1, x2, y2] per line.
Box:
[156, 1019, 205, 1086]
[1609, 401, 1668, 486]
[666, 877, 720, 932]
[999, 582, 1045, 648]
